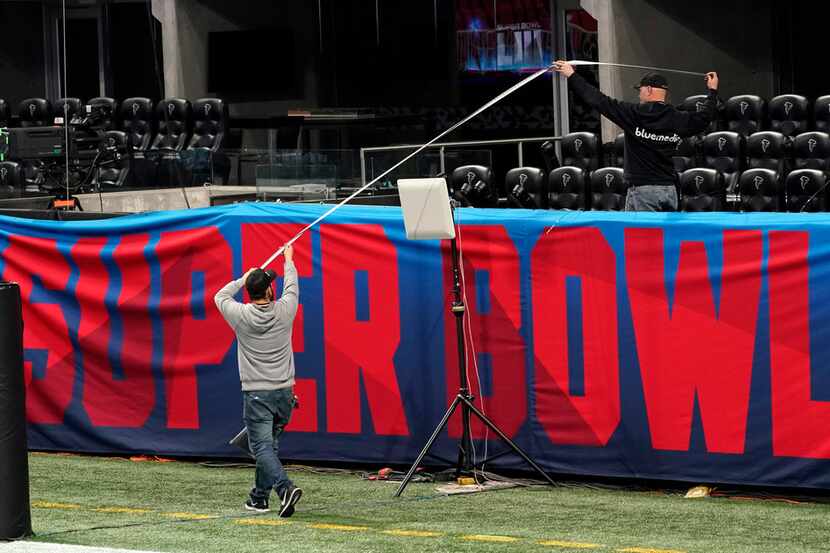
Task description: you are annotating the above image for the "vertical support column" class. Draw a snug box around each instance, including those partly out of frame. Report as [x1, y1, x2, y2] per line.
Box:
[152, 0, 183, 98]
[0, 283, 32, 540]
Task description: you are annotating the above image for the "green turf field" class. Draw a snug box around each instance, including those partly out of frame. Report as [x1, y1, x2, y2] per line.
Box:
[18, 453, 830, 553]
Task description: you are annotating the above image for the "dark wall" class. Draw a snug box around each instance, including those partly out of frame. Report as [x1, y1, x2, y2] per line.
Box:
[108, 3, 164, 101]
[773, 0, 830, 98]
[0, 2, 46, 108]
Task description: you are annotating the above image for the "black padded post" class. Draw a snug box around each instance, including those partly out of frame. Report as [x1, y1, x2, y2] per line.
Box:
[0, 282, 32, 540]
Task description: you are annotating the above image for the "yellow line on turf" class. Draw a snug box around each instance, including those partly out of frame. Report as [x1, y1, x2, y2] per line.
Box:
[382, 529, 443, 537]
[617, 547, 686, 553]
[540, 540, 602, 549]
[31, 501, 81, 510]
[310, 523, 370, 532]
[235, 519, 291, 527]
[93, 507, 151, 514]
[162, 512, 217, 520]
[462, 534, 521, 543]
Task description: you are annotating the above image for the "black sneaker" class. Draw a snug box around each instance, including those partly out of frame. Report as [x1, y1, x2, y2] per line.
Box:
[244, 497, 269, 513]
[278, 485, 302, 517]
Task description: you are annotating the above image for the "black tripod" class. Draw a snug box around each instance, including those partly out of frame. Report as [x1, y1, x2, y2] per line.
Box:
[394, 206, 556, 496]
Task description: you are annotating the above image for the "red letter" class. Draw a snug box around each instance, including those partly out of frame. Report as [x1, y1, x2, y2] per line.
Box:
[241, 223, 316, 432]
[769, 231, 830, 458]
[1, 235, 74, 423]
[75, 236, 155, 427]
[443, 225, 526, 439]
[626, 229, 762, 453]
[157, 227, 235, 429]
[321, 224, 408, 435]
[532, 227, 620, 446]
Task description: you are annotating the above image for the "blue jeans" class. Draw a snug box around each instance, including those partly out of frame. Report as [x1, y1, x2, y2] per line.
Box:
[243, 388, 295, 502]
[625, 185, 678, 211]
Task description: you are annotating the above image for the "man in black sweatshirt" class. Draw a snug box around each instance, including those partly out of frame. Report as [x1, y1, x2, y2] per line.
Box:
[553, 60, 719, 211]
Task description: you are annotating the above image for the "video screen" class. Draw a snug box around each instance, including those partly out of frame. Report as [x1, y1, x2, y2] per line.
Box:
[456, 0, 552, 73]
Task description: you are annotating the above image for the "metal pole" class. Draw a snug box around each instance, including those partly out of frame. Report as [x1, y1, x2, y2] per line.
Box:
[518, 142, 523, 167]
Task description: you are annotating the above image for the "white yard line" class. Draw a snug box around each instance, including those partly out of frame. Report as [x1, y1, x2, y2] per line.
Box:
[0, 542, 162, 553]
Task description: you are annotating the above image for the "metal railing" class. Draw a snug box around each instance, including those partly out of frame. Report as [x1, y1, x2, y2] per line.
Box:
[359, 135, 562, 186]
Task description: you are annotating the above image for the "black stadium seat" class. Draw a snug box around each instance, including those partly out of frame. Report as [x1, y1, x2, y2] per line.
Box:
[119, 97, 155, 154]
[679, 168, 725, 211]
[187, 98, 229, 185]
[747, 131, 787, 175]
[55, 97, 82, 123]
[548, 166, 586, 210]
[450, 165, 497, 207]
[793, 132, 830, 171]
[702, 131, 744, 192]
[589, 167, 627, 211]
[738, 168, 780, 212]
[680, 94, 721, 133]
[95, 131, 130, 189]
[0, 161, 22, 196]
[560, 132, 600, 172]
[86, 97, 117, 130]
[0, 99, 9, 126]
[672, 138, 697, 174]
[151, 98, 192, 153]
[18, 98, 52, 127]
[814, 96, 830, 133]
[609, 132, 624, 168]
[768, 94, 809, 137]
[505, 167, 546, 209]
[786, 169, 827, 212]
[725, 95, 765, 137]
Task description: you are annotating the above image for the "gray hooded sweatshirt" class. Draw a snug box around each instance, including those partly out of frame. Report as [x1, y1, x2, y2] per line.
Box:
[214, 261, 299, 391]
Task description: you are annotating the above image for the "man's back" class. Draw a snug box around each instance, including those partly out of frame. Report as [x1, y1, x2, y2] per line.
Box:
[214, 261, 299, 391]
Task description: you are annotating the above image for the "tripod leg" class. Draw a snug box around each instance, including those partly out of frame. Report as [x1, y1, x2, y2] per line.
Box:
[461, 396, 557, 486]
[394, 395, 463, 497]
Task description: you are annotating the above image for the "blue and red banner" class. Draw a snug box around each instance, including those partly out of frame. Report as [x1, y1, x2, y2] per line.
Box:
[3, 204, 830, 489]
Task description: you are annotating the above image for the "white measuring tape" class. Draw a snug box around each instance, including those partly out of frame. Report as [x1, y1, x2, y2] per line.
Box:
[259, 59, 709, 268]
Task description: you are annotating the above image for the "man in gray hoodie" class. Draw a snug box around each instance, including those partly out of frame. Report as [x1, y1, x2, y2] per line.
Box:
[214, 244, 302, 517]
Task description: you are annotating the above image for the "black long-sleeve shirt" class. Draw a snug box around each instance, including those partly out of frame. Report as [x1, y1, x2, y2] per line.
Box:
[568, 72, 718, 186]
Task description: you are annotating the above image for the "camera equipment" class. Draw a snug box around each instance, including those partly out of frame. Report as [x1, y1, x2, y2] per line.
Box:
[393, 177, 555, 497]
[5, 127, 73, 160]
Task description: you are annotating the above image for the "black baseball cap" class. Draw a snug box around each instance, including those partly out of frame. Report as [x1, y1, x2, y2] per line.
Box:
[245, 268, 276, 298]
[635, 73, 669, 90]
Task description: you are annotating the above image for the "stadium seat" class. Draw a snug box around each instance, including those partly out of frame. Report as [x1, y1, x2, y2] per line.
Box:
[450, 165, 498, 207]
[548, 166, 586, 210]
[560, 132, 600, 171]
[793, 131, 830, 171]
[725, 95, 765, 137]
[680, 94, 722, 133]
[186, 98, 229, 185]
[589, 167, 627, 210]
[0, 99, 9, 126]
[95, 131, 130, 189]
[505, 167, 546, 209]
[702, 131, 744, 192]
[55, 97, 82, 123]
[786, 169, 827, 212]
[679, 168, 725, 211]
[151, 98, 192, 153]
[769, 94, 809, 137]
[738, 168, 780, 212]
[86, 97, 117, 130]
[814, 96, 830, 133]
[672, 138, 697, 174]
[0, 161, 22, 196]
[608, 133, 624, 168]
[119, 97, 155, 154]
[747, 131, 787, 175]
[17, 98, 53, 127]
